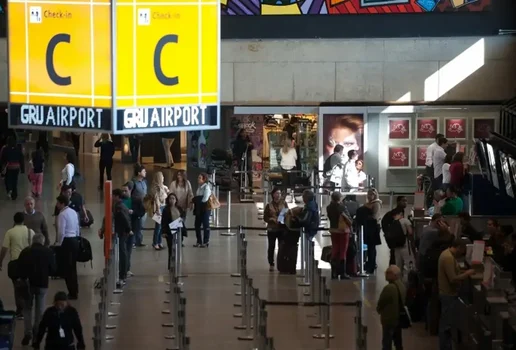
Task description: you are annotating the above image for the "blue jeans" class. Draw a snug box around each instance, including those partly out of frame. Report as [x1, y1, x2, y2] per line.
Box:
[126, 234, 135, 271]
[439, 295, 459, 350]
[135, 214, 146, 246]
[195, 210, 211, 244]
[382, 324, 403, 350]
[23, 287, 47, 336]
[153, 207, 164, 245]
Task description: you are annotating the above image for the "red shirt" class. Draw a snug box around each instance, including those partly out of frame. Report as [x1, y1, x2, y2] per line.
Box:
[449, 162, 464, 187]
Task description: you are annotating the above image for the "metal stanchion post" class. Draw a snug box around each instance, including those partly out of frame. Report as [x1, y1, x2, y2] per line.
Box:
[355, 300, 368, 350]
[259, 307, 268, 349]
[309, 275, 325, 329]
[389, 191, 394, 210]
[175, 229, 187, 278]
[307, 259, 318, 300]
[231, 226, 243, 277]
[221, 190, 236, 236]
[252, 288, 260, 343]
[259, 189, 269, 236]
[237, 277, 254, 341]
[357, 226, 369, 278]
[234, 241, 247, 316]
[297, 229, 305, 278]
[215, 185, 220, 226]
[299, 235, 311, 287]
[113, 235, 123, 294]
[313, 288, 334, 342]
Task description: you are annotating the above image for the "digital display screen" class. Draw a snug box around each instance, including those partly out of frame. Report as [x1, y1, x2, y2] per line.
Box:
[500, 151, 514, 198]
[485, 143, 499, 189]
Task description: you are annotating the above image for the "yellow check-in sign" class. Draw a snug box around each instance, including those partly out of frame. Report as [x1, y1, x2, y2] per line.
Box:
[115, 0, 220, 109]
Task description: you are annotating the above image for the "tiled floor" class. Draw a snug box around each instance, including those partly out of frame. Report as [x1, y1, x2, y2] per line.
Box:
[0, 152, 438, 350]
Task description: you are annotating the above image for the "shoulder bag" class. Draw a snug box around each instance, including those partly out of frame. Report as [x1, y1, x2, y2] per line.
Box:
[395, 283, 412, 329]
[8, 228, 32, 299]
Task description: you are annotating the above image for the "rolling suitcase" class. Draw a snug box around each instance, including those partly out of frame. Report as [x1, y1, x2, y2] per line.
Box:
[277, 241, 298, 274]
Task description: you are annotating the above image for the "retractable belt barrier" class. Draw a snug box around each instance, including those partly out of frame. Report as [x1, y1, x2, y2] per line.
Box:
[230, 226, 368, 350]
[92, 235, 121, 350]
[163, 231, 190, 350]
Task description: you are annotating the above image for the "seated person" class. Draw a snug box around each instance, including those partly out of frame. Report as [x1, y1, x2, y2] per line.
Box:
[458, 212, 483, 242]
[501, 234, 516, 284]
[428, 189, 445, 216]
[486, 218, 508, 263]
[440, 186, 463, 216]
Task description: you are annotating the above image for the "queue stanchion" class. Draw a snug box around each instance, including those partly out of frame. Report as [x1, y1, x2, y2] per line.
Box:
[221, 190, 236, 236]
[112, 235, 123, 294]
[297, 228, 305, 278]
[215, 185, 220, 227]
[175, 228, 186, 278]
[258, 188, 269, 237]
[307, 259, 319, 301]
[298, 233, 311, 287]
[252, 288, 260, 343]
[357, 226, 369, 278]
[313, 288, 334, 344]
[355, 300, 368, 350]
[234, 240, 248, 312]
[230, 226, 244, 277]
[309, 275, 326, 329]
[92, 312, 102, 350]
[178, 297, 187, 348]
[258, 302, 268, 349]
[237, 277, 254, 341]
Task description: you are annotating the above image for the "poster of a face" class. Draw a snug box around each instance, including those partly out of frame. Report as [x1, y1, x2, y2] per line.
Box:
[388, 119, 411, 140]
[230, 115, 264, 182]
[323, 114, 364, 163]
[416, 118, 438, 139]
[473, 118, 495, 139]
[188, 131, 210, 168]
[388, 146, 410, 168]
[445, 118, 467, 139]
[416, 145, 427, 168]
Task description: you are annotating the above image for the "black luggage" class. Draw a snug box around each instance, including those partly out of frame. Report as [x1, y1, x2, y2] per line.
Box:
[277, 241, 298, 274]
[80, 209, 94, 227]
[77, 236, 93, 264]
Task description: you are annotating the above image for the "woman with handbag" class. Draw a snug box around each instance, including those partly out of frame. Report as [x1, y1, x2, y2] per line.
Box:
[161, 193, 186, 269]
[326, 191, 352, 280]
[193, 173, 212, 247]
[263, 187, 288, 271]
[29, 145, 45, 198]
[169, 170, 194, 217]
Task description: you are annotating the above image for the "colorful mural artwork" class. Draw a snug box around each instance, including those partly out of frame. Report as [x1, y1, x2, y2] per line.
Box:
[221, 0, 490, 15]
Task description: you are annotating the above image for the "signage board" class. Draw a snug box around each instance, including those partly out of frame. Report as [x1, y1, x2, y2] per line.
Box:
[113, 0, 220, 134]
[7, 0, 112, 131]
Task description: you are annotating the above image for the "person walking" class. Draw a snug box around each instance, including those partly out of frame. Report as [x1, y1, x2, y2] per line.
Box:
[33, 291, 85, 350]
[0, 212, 36, 318]
[193, 173, 212, 247]
[121, 181, 145, 274]
[1, 136, 25, 200]
[70, 132, 81, 157]
[112, 189, 132, 287]
[59, 152, 76, 190]
[279, 138, 297, 196]
[161, 193, 186, 270]
[94, 133, 115, 190]
[377, 265, 406, 350]
[23, 196, 50, 246]
[17, 233, 56, 346]
[263, 187, 288, 271]
[55, 195, 80, 300]
[128, 134, 141, 164]
[151, 171, 169, 250]
[326, 191, 352, 279]
[29, 144, 45, 197]
[232, 129, 254, 191]
[132, 164, 148, 247]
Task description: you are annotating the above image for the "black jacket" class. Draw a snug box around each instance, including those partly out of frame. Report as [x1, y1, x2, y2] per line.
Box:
[94, 139, 115, 161]
[161, 205, 186, 237]
[35, 305, 85, 350]
[326, 202, 351, 230]
[1, 145, 25, 173]
[233, 137, 253, 160]
[130, 195, 146, 219]
[114, 201, 132, 235]
[17, 243, 56, 288]
[356, 205, 382, 246]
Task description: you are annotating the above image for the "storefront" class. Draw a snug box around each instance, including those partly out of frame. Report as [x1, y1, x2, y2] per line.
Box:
[203, 104, 499, 193]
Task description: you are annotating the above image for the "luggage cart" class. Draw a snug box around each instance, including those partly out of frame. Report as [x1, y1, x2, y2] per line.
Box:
[0, 311, 16, 350]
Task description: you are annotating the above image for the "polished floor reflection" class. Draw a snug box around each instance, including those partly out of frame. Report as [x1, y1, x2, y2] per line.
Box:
[0, 153, 438, 350]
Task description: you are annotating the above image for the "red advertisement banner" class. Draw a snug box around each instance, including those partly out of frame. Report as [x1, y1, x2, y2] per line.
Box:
[389, 146, 410, 167]
[389, 119, 410, 140]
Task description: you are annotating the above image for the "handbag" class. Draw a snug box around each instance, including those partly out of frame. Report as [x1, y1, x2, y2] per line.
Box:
[321, 246, 332, 263]
[395, 283, 412, 329]
[207, 194, 220, 210]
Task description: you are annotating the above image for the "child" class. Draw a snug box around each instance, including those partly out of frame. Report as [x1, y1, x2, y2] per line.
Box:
[29, 144, 45, 197]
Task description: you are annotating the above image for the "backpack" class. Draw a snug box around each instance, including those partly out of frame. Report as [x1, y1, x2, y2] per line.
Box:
[323, 154, 336, 178]
[77, 236, 93, 265]
[143, 194, 155, 216]
[385, 220, 406, 249]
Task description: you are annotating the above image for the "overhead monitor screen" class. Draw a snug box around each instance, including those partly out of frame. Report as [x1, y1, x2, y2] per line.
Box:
[485, 143, 499, 189]
[500, 151, 514, 198]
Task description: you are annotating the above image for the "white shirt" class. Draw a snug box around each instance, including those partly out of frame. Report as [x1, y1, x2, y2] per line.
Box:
[442, 163, 451, 184]
[57, 207, 80, 245]
[342, 159, 356, 188]
[61, 163, 75, 185]
[346, 170, 367, 190]
[425, 142, 438, 167]
[432, 146, 446, 178]
[196, 183, 212, 203]
[280, 148, 297, 170]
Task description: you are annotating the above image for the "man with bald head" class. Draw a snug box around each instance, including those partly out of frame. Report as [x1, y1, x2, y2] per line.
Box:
[23, 196, 49, 246]
[377, 265, 406, 350]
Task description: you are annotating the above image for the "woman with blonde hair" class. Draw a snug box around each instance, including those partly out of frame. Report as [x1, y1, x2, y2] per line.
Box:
[280, 137, 297, 195]
[151, 171, 169, 250]
[94, 133, 115, 190]
[361, 188, 382, 274]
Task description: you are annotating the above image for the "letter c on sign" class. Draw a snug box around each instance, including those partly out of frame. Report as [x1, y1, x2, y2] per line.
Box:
[46, 34, 72, 86]
[154, 34, 179, 86]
